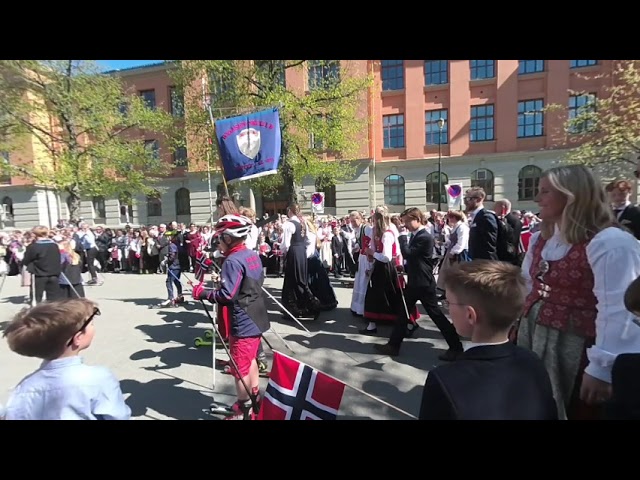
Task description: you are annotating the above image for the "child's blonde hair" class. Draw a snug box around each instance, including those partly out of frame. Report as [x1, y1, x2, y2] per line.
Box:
[60, 241, 80, 266]
[3, 299, 98, 360]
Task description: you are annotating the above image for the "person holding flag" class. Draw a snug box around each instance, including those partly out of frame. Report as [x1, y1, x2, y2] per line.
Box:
[192, 215, 270, 420]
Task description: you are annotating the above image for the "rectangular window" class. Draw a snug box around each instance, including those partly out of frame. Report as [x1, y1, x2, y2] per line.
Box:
[382, 114, 405, 149]
[517, 99, 544, 137]
[470, 104, 495, 142]
[139, 89, 156, 110]
[568, 93, 597, 133]
[470, 60, 495, 80]
[570, 60, 597, 68]
[425, 109, 448, 145]
[424, 60, 448, 85]
[381, 60, 404, 90]
[518, 60, 544, 75]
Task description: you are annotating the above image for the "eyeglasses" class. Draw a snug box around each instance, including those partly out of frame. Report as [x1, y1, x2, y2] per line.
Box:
[67, 307, 101, 347]
[463, 196, 479, 201]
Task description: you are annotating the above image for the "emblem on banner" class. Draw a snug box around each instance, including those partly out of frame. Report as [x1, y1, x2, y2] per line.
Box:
[236, 128, 261, 159]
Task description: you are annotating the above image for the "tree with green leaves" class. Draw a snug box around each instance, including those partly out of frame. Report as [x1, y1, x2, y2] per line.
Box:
[170, 60, 372, 204]
[0, 60, 177, 222]
[550, 60, 640, 177]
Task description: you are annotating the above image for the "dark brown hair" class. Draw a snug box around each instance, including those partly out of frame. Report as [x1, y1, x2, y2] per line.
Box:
[401, 207, 423, 223]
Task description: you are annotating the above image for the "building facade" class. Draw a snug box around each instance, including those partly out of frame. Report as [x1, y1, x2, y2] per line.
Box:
[0, 60, 626, 229]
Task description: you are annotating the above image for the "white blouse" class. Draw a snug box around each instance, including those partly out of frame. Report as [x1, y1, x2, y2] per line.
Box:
[372, 230, 395, 264]
[448, 222, 470, 255]
[522, 226, 640, 383]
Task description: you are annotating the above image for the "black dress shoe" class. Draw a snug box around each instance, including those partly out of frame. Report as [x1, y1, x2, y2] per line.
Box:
[374, 343, 400, 356]
[438, 349, 463, 362]
[358, 327, 377, 335]
[405, 324, 420, 338]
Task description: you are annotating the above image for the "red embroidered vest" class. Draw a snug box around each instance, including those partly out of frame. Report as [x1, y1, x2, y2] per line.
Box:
[523, 235, 597, 338]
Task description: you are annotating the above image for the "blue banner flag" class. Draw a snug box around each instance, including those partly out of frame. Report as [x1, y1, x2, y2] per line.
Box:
[214, 108, 281, 184]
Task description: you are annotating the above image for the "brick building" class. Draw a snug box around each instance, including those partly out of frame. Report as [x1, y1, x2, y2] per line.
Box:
[0, 60, 621, 228]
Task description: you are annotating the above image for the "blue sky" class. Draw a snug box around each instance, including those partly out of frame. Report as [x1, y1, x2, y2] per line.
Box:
[95, 60, 164, 71]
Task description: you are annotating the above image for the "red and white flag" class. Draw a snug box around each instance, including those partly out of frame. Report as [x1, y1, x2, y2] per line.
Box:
[194, 250, 213, 283]
[257, 351, 346, 420]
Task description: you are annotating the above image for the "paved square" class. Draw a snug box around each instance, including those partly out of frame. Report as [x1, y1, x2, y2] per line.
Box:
[0, 273, 451, 420]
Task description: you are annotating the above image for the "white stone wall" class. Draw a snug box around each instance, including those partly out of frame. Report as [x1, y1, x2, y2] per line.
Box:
[2, 154, 640, 230]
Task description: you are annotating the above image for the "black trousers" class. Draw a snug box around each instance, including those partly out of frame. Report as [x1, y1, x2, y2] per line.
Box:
[85, 247, 98, 280]
[32, 275, 63, 304]
[389, 285, 463, 352]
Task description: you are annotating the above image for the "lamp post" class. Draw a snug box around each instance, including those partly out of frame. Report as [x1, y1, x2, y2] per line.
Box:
[437, 117, 445, 211]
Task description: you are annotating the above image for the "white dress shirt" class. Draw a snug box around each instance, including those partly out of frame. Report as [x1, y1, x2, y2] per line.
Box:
[521, 225, 640, 383]
[280, 217, 299, 256]
[448, 221, 470, 255]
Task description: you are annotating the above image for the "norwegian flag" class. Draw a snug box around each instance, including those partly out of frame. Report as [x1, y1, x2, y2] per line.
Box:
[519, 219, 532, 254]
[194, 250, 213, 283]
[258, 351, 346, 420]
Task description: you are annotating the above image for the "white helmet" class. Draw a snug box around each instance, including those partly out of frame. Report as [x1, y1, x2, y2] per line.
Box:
[214, 214, 252, 238]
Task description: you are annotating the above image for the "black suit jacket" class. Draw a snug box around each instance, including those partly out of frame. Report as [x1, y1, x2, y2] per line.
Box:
[618, 205, 640, 240]
[604, 353, 640, 420]
[398, 228, 435, 289]
[418, 342, 558, 420]
[468, 208, 499, 261]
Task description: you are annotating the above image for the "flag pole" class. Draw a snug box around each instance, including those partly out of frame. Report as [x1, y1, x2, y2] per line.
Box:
[272, 350, 418, 420]
[202, 77, 230, 198]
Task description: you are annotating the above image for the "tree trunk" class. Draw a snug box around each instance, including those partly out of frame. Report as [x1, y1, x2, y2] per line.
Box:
[67, 190, 82, 224]
[281, 144, 297, 205]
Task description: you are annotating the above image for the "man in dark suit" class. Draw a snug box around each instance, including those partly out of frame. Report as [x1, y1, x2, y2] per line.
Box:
[606, 179, 640, 240]
[494, 199, 522, 266]
[419, 260, 558, 420]
[374, 207, 463, 362]
[464, 187, 499, 261]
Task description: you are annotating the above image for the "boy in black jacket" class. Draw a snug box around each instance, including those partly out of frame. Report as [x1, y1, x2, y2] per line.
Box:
[419, 260, 558, 420]
[22, 226, 62, 305]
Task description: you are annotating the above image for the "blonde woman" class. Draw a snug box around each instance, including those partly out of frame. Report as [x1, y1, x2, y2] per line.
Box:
[515, 165, 640, 420]
[58, 240, 85, 298]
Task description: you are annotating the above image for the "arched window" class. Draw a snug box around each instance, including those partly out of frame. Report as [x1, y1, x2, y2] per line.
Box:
[147, 191, 162, 217]
[315, 177, 336, 208]
[471, 168, 495, 201]
[1, 196, 14, 225]
[175, 188, 191, 216]
[384, 174, 405, 206]
[425, 172, 448, 206]
[518, 165, 542, 201]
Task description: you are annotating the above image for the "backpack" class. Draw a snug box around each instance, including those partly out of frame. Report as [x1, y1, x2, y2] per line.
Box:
[487, 211, 516, 263]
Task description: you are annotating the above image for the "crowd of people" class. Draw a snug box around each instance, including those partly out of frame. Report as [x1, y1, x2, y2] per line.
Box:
[1, 164, 640, 420]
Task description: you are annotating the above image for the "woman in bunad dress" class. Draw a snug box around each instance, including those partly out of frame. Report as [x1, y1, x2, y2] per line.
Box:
[280, 204, 321, 318]
[349, 211, 373, 317]
[306, 218, 338, 311]
[436, 210, 470, 296]
[514, 165, 640, 420]
[317, 219, 333, 271]
[360, 211, 408, 335]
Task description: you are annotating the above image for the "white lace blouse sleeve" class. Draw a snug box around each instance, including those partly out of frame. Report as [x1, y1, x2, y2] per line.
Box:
[585, 227, 640, 383]
[373, 231, 394, 263]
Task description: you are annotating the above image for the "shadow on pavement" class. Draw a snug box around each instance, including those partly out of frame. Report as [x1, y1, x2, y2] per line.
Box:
[130, 343, 214, 370]
[0, 295, 28, 306]
[120, 377, 213, 420]
[360, 379, 423, 420]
